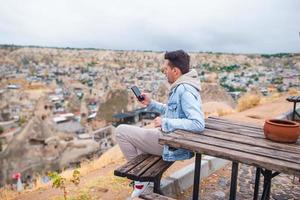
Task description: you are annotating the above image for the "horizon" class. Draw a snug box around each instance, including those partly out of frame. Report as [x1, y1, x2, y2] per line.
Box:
[1, 43, 299, 55]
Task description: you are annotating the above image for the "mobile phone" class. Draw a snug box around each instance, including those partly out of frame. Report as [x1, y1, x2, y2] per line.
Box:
[131, 86, 145, 101]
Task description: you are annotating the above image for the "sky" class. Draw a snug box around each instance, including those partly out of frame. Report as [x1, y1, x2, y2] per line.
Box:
[0, 0, 299, 53]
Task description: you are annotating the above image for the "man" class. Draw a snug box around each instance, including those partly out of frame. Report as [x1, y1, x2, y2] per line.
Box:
[116, 50, 205, 198]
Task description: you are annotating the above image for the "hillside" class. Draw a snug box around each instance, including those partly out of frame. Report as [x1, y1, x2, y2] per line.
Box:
[1, 45, 299, 72]
[1, 92, 298, 200]
[0, 45, 299, 199]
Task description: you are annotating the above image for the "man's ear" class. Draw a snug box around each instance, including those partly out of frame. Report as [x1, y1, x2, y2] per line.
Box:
[174, 67, 182, 76]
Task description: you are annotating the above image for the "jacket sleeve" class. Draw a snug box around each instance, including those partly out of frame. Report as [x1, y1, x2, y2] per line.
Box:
[161, 91, 205, 133]
[147, 100, 167, 115]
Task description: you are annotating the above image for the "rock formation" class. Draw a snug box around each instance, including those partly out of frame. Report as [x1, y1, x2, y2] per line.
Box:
[0, 117, 100, 186]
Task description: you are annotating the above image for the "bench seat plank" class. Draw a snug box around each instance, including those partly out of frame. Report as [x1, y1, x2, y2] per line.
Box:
[140, 193, 176, 200]
[140, 159, 174, 181]
[127, 156, 162, 179]
[114, 154, 174, 181]
[114, 154, 150, 177]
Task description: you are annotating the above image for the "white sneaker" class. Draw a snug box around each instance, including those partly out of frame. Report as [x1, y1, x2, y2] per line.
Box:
[130, 181, 150, 198]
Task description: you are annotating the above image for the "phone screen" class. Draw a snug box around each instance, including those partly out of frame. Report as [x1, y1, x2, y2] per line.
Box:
[131, 86, 144, 101]
[131, 86, 141, 96]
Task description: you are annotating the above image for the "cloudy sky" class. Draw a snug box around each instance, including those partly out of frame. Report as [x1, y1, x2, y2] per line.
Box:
[0, 0, 299, 53]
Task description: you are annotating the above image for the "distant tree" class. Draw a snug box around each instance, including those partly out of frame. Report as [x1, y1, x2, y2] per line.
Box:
[220, 76, 227, 83]
[244, 62, 251, 67]
[261, 53, 292, 59]
[21, 57, 30, 66]
[277, 86, 285, 92]
[87, 61, 97, 67]
[271, 77, 283, 84]
[202, 63, 210, 69]
[29, 65, 36, 76]
[220, 64, 240, 72]
[18, 116, 27, 127]
[235, 87, 247, 92]
[248, 80, 253, 85]
[251, 74, 259, 82]
[261, 54, 271, 58]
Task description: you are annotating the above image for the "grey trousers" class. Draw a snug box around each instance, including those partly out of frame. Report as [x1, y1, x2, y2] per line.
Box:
[115, 124, 164, 161]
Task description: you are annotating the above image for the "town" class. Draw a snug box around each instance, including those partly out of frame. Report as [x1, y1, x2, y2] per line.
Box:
[0, 45, 299, 189]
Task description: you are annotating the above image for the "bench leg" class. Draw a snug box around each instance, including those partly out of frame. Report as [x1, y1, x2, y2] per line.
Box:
[292, 102, 297, 121]
[261, 170, 272, 200]
[229, 162, 239, 200]
[153, 176, 163, 194]
[253, 167, 261, 200]
[193, 153, 202, 200]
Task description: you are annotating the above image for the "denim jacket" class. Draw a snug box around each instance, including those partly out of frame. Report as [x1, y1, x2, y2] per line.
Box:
[147, 70, 205, 161]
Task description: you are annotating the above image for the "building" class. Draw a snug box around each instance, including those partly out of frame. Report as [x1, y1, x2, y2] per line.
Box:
[112, 108, 160, 126]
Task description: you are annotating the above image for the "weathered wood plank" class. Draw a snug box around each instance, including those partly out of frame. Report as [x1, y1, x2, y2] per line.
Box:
[127, 156, 161, 179]
[169, 131, 300, 164]
[287, 96, 300, 102]
[140, 193, 176, 200]
[207, 117, 263, 130]
[205, 119, 264, 134]
[292, 96, 297, 101]
[140, 159, 174, 181]
[114, 154, 150, 177]
[159, 135, 300, 176]
[177, 129, 300, 154]
[205, 123, 264, 139]
[115, 153, 174, 183]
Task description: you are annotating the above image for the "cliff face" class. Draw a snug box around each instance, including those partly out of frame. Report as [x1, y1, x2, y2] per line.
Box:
[97, 89, 129, 122]
[201, 83, 236, 108]
[0, 117, 100, 185]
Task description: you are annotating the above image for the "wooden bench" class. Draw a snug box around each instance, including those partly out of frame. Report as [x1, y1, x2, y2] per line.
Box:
[287, 96, 300, 183]
[114, 154, 174, 194]
[286, 96, 300, 121]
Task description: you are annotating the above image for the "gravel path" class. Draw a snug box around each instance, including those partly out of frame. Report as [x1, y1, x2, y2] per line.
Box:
[179, 163, 300, 200]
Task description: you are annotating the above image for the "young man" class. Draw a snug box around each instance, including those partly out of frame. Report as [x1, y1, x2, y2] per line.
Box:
[116, 50, 205, 198]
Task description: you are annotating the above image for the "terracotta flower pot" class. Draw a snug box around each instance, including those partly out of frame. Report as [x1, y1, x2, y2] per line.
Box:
[263, 119, 300, 143]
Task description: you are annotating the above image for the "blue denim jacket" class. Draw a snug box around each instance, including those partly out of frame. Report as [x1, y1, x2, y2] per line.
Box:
[147, 71, 205, 161]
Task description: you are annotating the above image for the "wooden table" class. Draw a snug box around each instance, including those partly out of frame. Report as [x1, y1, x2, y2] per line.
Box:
[286, 96, 300, 120]
[158, 117, 300, 200]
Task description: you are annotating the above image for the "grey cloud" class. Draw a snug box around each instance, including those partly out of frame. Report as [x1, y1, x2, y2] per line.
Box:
[0, 0, 299, 53]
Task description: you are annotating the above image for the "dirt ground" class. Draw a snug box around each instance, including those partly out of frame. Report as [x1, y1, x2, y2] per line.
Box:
[3, 93, 298, 200]
[223, 94, 294, 125]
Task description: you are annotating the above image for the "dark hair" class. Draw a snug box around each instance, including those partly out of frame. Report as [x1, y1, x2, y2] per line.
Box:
[164, 50, 190, 74]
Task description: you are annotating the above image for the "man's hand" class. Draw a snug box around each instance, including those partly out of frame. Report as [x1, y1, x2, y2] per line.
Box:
[140, 93, 151, 106]
[153, 117, 162, 128]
